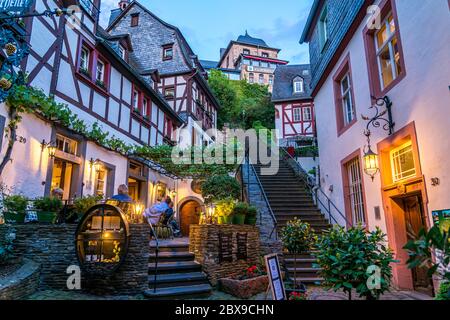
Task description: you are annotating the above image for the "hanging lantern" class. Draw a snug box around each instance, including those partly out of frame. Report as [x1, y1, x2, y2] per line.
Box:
[5, 43, 17, 56]
[363, 145, 379, 181]
[47, 143, 57, 158]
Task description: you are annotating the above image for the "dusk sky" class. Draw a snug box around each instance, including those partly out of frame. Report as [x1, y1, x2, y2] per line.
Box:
[99, 0, 314, 65]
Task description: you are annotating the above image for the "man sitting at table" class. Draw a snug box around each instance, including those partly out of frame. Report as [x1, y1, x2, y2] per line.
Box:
[144, 196, 171, 226]
[111, 184, 133, 203]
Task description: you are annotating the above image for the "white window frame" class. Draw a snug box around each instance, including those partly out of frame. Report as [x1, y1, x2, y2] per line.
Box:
[375, 14, 399, 90]
[80, 47, 90, 71]
[293, 107, 301, 122]
[269, 75, 273, 85]
[259, 74, 264, 84]
[390, 141, 416, 183]
[142, 98, 148, 117]
[56, 134, 78, 156]
[347, 157, 366, 226]
[319, 6, 328, 50]
[163, 46, 173, 60]
[293, 79, 304, 93]
[340, 73, 355, 125]
[118, 45, 126, 60]
[303, 107, 312, 121]
[248, 73, 254, 83]
[133, 90, 139, 110]
[96, 60, 105, 82]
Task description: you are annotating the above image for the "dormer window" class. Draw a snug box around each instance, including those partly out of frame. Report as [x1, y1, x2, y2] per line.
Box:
[163, 45, 174, 61]
[293, 77, 304, 93]
[262, 52, 269, 58]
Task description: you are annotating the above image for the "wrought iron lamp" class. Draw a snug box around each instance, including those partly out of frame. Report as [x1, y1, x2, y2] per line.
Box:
[41, 139, 56, 158]
[361, 96, 394, 181]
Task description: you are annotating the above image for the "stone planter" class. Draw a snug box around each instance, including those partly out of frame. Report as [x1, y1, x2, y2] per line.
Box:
[220, 275, 269, 299]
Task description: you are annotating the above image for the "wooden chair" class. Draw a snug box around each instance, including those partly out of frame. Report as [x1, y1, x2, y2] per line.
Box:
[153, 213, 174, 240]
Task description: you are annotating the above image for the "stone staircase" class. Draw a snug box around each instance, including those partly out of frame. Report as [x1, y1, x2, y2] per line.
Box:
[144, 240, 212, 299]
[253, 159, 331, 284]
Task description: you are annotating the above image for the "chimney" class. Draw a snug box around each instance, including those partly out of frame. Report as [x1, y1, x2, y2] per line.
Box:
[118, 0, 130, 10]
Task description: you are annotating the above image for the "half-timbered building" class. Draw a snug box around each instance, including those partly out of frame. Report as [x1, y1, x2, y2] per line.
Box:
[106, 0, 220, 148]
[272, 64, 315, 146]
[0, 0, 202, 215]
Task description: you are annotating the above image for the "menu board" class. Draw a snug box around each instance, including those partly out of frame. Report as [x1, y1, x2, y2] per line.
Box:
[264, 254, 287, 300]
[236, 233, 247, 260]
[218, 232, 233, 263]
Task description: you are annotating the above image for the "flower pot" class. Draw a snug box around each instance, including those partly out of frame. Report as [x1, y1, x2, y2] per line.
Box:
[245, 216, 257, 225]
[223, 215, 233, 224]
[3, 211, 26, 224]
[233, 214, 246, 225]
[37, 211, 57, 224]
[220, 275, 269, 299]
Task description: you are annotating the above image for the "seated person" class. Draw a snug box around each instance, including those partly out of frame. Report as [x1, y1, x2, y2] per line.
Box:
[111, 185, 133, 203]
[164, 202, 181, 237]
[144, 196, 171, 226]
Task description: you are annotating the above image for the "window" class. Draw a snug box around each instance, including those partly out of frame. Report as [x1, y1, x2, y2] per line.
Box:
[340, 73, 355, 125]
[133, 90, 139, 110]
[243, 58, 250, 65]
[142, 98, 149, 118]
[163, 45, 173, 61]
[56, 134, 78, 156]
[80, 47, 90, 72]
[261, 61, 269, 68]
[118, 45, 126, 60]
[269, 75, 273, 85]
[303, 107, 312, 121]
[96, 60, 105, 83]
[261, 52, 269, 58]
[94, 167, 107, 198]
[164, 87, 175, 99]
[243, 49, 250, 55]
[318, 5, 328, 50]
[346, 157, 366, 226]
[259, 74, 264, 84]
[293, 78, 304, 93]
[293, 107, 301, 122]
[375, 14, 402, 90]
[252, 60, 260, 67]
[363, 1, 405, 97]
[333, 55, 356, 135]
[248, 73, 254, 83]
[390, 141, 416, 182]
[131, 13, 139, 27]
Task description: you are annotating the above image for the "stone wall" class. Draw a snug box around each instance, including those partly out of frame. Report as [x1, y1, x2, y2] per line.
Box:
[0, 259, 40, 300]
[189, 224, 260, 286]
[0, 223, 149, 295]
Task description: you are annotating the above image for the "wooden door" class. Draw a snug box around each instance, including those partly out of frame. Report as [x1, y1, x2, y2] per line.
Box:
[180, 201, 201, 236]
[403, 195, 433, 295]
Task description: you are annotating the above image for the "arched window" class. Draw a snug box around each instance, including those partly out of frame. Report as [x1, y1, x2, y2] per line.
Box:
[293, 76, 304, 93]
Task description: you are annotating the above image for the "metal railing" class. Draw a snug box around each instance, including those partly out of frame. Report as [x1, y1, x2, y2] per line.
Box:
[236, 149, 278, 241]
[281, 148, 351, 229]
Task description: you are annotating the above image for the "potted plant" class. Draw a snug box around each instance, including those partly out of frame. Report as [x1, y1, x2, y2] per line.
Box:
[73, 195, 101, 220]
[315, 225, 396, 300]
[216, 198, 235, 225]
[3, 195, 28, 223]
[280, 218, 317, 294]
[33, 196, 63, 223]
[220, 264, 268, 299]
[245, 205, 258, 225]
[233, 202, 247, 225]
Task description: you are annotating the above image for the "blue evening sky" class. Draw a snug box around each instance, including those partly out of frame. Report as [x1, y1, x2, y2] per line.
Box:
[99, 0, 314, 65]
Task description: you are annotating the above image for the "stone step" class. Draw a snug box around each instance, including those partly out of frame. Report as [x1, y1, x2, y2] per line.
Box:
[289, 277, 324, 284]
[148, 261, 202, 274]
[149, 252, 195, 262]
[148, 272, 209, 288]
[284, 258, 317, 268]
[287, 267, 321, 278]
[149, 243, 190, 253]
[143, 284, 212, 299]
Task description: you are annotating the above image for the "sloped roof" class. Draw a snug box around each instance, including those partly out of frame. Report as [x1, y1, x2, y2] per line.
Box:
[199, 60, 219, 70]
[236, 31, 269, 48]
[272, 65, 312, 102]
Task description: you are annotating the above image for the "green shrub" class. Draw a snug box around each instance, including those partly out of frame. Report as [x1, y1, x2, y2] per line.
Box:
[435, 282, 450, 300]
[34, 197, 63, 212]
[215, 198, 235, 217]
[73, 195, 101, 216]
[315, 225, 396, 300]
[3, 195, 28, 214]
[247, 205, 257, 217]
[233, 202, 248, 216]
[201, 175, 240, 204]
[280, 218, 317, 254]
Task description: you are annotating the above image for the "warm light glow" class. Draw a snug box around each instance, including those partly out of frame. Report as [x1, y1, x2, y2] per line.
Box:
[134, 203, 145, 216]
[94, 159, 102, 172]
[363, 147, 379, 181]
[47, 144, 57, 158]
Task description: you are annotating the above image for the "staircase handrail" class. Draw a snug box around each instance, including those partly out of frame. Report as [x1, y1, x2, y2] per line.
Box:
[280, 147, 351, 228]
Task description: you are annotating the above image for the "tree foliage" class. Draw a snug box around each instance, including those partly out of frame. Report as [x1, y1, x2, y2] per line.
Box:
[315, 225, 396, 300]
[208, 70, 275, 130]
[200, 175, 241, 205]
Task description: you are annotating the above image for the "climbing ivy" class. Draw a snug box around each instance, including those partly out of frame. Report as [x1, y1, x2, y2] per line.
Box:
[1, 85, 238, 178]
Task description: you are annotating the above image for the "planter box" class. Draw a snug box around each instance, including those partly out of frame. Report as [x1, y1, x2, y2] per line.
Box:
[220, 275, 268, 299]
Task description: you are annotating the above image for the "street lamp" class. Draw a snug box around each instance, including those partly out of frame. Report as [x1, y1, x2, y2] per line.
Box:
[41, 139, 57, 158]
[363, 132, 379, 182]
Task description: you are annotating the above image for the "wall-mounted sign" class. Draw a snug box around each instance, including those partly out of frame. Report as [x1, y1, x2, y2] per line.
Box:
[432, 209, 450, 231]
[264, 254, 286, 301]
[236, 233, 247, 260]
[0, 0, 31, 14]
[218, 232, 233, 263]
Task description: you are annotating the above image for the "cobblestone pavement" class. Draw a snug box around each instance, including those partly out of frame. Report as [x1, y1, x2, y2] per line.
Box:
[25, 286, 431, 300]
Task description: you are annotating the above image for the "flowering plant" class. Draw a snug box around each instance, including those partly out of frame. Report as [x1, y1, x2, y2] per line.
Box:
[289, 291, 308, 301]
[238, 265, 265, 280]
